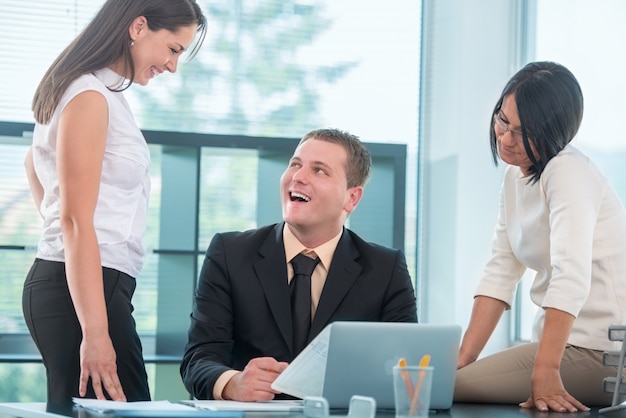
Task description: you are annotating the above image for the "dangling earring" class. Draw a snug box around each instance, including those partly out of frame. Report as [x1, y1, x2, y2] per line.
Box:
[130, 40, 135, 47]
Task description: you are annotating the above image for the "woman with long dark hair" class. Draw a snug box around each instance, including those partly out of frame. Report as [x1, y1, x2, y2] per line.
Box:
[23, 0, 206, 405]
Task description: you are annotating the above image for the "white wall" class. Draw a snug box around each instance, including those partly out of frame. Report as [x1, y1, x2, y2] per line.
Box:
[418, 0, 528, 354]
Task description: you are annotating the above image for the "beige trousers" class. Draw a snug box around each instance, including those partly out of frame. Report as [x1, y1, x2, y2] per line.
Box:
[454, 342, 623, 407]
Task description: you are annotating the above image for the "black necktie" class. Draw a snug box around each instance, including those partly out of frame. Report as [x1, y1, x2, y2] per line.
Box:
[290, 253, 320, 355]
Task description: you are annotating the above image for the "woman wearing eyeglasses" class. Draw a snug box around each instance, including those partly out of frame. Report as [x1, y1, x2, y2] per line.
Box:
[454, 61, 626, 413]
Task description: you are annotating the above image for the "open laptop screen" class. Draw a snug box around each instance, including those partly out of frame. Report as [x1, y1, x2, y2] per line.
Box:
[272, 321, 461, 410]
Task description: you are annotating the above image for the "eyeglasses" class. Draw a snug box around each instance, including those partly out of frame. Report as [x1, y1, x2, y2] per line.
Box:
[493, 112, 524, 142]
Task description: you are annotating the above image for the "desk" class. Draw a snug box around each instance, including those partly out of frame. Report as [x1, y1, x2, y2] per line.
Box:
[0, 402, 616, 418]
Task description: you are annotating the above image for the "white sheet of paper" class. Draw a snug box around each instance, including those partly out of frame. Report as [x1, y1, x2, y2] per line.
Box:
[181, 400, 302, 412]
[270, 324, 330, 399]
[72, 398, 197, 412]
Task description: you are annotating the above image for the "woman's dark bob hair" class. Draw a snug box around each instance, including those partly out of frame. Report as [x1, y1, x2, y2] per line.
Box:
[489, 61, 584, 184]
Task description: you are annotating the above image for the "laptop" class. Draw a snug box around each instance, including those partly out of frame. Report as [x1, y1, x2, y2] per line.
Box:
[271, 321, 462, 411]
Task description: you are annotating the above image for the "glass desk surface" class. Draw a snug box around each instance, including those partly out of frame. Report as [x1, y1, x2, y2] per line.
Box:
[0, 402, 620, 418]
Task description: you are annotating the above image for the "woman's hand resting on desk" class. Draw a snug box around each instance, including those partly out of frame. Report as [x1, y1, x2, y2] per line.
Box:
[222, 357, 289, 402]
[519, 365, 589, 413]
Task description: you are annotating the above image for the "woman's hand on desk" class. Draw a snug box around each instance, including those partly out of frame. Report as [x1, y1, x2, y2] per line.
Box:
[520, 308, 589, 413]
[519, 366, 589, 413]
[222, 357, 288, 402]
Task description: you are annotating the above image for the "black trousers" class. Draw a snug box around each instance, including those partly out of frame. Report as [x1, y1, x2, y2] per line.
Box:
[22, 259, 150, 405]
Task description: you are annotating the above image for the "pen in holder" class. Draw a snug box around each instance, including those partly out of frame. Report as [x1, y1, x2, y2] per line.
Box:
[393, 355, 433, 418]
[398, 358, 414, 396]
[409, 355, 431, 416]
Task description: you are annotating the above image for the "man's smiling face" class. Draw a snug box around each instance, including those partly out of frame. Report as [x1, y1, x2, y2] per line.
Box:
[280, 137, 362, 244]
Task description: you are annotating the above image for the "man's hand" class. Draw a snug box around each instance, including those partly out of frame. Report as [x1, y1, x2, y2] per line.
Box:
[222, 357, 289, 401]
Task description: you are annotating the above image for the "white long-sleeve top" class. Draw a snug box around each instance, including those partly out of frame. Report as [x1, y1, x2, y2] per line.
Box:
[476, 145, 626, 351]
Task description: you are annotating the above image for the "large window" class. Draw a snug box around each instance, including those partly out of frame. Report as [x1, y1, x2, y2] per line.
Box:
[0, 0, 421, 401]
[5, 0, 624, 402]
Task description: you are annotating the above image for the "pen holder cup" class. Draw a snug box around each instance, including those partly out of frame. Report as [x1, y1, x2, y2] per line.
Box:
[392, 365, 434, 418]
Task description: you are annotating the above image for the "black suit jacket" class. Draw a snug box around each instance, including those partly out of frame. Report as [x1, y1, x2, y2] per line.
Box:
[180, 223, 417, 399]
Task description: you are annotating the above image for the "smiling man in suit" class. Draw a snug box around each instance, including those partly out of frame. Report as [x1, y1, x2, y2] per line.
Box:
[180, 128, 417, 402]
